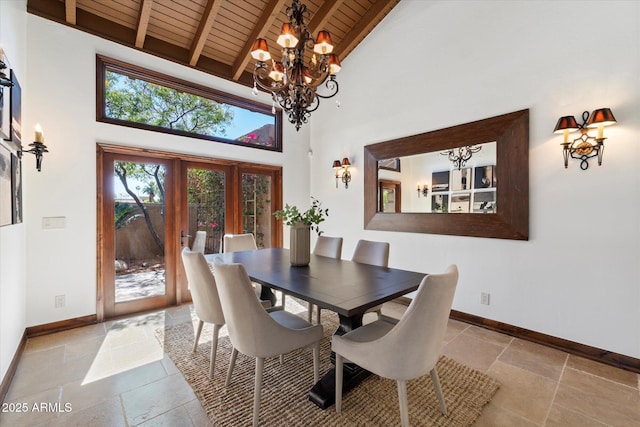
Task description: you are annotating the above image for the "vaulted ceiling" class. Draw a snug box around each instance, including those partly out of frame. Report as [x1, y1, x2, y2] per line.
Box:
[27, 0, 400, 88]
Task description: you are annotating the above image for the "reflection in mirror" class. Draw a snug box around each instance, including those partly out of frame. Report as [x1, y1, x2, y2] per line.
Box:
[377, 142, 496, 213]
[379, 180, 401, 212]
[364, 109, 529, 240]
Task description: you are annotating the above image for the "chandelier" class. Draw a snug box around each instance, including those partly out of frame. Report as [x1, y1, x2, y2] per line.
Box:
[441, 145, 482, 170]
[250, 0, 341, 131]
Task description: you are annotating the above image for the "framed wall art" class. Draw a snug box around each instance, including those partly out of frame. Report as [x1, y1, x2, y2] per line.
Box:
[0, 144, 11, 226]
[9, 69, 21, 145]
[474, 165, 496, 188]
[378, 158, 400, 172]
[12, 153, 22, 223]
[0, 52, 10, 141]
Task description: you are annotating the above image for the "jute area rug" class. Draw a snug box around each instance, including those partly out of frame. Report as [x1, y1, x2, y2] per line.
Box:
[156, 310, 500, 426]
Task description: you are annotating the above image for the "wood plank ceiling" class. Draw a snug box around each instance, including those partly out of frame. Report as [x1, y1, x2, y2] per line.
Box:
[27, 0, 400, 89]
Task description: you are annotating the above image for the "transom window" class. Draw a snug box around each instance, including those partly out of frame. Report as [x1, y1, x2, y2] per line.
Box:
[96, 55, 282, 151]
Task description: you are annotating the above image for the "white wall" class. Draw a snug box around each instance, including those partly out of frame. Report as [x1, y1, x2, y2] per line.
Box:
[23, 15, 310, 327]
[310, 0, 640, 358]
[0, 0, 27, 383]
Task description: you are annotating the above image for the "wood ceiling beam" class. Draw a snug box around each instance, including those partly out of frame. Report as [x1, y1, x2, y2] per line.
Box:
[65, 0, 76, 25]
[231, 0, 288, 82]
[307, 0, 340, 35]
[334, 0, 399, 58]
[26, 0, 256, 87]
[135, 0, 154, 48]
[189, 0, 223, 66]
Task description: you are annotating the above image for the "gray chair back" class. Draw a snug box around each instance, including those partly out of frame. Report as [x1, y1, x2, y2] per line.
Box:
[223, 233, 258, 252]
[313, 236, 343, 259]
[191, 230, 207, 253]
[381, 265, 458, 378]
[352, 239, 389, 267]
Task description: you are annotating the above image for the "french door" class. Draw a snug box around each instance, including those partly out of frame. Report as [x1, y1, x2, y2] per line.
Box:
[97, 145, 281, 320]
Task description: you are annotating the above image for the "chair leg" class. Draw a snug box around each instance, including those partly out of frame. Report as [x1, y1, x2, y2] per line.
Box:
[225, 348, 238, 386]
[312, 342, 320, 383]
[253, 357, 264, 427]
[430, 367, 448, 416]
[307, 302, 313, 323]
[280, 354, 284, 365]
[397, 380, 409, 427]
[192, 320, 204, 352]
[281, 291, 286, 308]
[335, 354, 343, 413]
[209, 324, 221, 378]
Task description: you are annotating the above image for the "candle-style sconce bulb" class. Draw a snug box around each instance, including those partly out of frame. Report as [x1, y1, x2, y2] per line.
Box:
[19, 124, 49, 172]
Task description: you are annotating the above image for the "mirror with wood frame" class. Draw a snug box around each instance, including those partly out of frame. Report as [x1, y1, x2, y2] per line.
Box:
[364, 109, 529, 240]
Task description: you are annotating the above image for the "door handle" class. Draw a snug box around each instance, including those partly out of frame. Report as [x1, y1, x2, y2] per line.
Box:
[180, 231, 191, 247]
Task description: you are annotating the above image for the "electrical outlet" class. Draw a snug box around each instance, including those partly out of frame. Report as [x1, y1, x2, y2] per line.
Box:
[55, 295, 65, 308]
[481, 292, 490, 306]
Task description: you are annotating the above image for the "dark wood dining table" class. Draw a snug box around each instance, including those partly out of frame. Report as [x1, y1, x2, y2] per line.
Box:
[205, 248, 426, 409]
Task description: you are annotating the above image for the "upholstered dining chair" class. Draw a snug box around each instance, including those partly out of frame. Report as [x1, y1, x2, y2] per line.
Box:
[181, 248, 270, 378]
[191, 230, 207, 253]
[308, 236, 343, 324]
[181, 247, 224, 378]
[352, 239, 390, 318]
[223, 233, 286, 309]
[332, 265, 459, 427]
[221, 235, 273, 308]
[213, 261, 323, 427]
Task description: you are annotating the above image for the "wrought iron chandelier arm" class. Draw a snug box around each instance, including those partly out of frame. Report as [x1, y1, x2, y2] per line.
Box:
[313, 76, 339, 99]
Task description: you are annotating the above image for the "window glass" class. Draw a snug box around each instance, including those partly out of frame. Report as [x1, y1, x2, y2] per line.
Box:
[98, 56, 281, 151]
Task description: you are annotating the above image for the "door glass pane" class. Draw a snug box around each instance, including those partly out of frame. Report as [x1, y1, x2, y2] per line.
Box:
[241, 173, 272, 248]
[114, 161, 166, 302]
[187, 168, 226, 254]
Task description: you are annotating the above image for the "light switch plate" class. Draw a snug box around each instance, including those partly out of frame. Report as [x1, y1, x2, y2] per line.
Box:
[43, 217, 66, 229]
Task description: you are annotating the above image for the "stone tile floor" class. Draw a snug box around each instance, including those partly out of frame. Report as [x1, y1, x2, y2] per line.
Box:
[1, 298, 639, 426]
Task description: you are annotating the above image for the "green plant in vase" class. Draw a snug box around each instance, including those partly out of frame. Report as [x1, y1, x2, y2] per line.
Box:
[273, 197, 329, 265]
[273, 197, 329, 235]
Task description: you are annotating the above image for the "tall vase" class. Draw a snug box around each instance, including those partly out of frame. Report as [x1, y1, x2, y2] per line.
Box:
[289, 222, 311, 266]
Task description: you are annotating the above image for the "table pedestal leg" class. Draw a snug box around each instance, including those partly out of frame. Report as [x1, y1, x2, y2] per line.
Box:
[259, 286, 278, 308]
[308, 313, 370, 409]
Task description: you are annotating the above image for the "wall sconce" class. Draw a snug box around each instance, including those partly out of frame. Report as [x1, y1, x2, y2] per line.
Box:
[18, 124, 49, 172]
[332, 157, 351, 189]
[554, 108, 616, 170]
[416, 184, 428, 197]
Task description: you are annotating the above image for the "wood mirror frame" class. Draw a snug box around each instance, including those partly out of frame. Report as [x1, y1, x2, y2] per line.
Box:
[364, 109, 529, 240]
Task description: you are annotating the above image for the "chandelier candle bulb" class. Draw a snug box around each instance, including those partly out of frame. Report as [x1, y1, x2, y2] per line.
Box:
[250, 38, 271, 61]
[313, 30, 334, 54]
